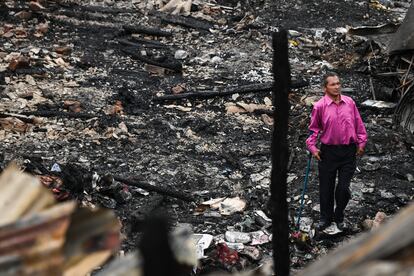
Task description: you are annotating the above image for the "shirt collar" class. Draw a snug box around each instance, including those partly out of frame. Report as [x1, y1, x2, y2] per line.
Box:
[324, 94, 344, 105]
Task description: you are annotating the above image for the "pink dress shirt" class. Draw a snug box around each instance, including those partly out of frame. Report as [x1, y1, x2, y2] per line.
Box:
[306, 95, 368, 154]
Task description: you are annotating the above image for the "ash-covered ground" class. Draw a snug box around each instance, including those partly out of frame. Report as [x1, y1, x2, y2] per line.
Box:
[0, 0, 413, 273]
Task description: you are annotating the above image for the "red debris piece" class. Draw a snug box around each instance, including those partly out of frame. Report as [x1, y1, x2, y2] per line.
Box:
[8, 56, 30, 71]
[38, 175, 70, 201]
[216, 243, 239, 266]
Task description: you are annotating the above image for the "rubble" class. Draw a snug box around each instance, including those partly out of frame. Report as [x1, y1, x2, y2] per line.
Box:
[0, 0, 413, 274]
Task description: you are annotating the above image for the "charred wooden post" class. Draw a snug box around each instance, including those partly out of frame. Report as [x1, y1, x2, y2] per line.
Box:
[270, 30, 291, 276]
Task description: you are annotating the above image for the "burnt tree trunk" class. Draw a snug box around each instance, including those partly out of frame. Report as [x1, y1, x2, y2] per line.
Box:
[271, 30, 291, 276]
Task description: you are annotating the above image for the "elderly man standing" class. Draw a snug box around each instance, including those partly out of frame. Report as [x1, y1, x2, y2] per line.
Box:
[306, 72, 368, 231]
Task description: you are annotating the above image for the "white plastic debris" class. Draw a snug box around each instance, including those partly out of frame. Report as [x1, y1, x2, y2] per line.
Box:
[224, 242, 244, 251]
[254, 210, 271, 222]
[250, 230, 271, 245]
[193, 234, 213, 259]
[335, 27, 348, 34]
[174, 50, 188, 60]
[170, 224, 197, 267]
[202, 197, 226, 209]
[219, 197, 246, 215]
[225, 231, 251, 244]
[362, 100, 397, 109]
[211, 56, 222, 64]
[91, 172, 100, 189]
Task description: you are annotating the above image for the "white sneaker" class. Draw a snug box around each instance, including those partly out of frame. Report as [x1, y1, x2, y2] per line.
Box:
[323, 222, 343, 235]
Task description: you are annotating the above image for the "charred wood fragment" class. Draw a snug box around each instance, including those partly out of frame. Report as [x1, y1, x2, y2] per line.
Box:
[114, 176, 194, 202]
[80, 5, 132, 14]
[122, 48, 182, 72]
[0, 113, 38, 124]
[56, 9, 109, 22]
[122, 24, 173, 37]
[11, 67, 47, 76]
[156, 13, 214, 31]
[270, 30, 291, 276]
[117, 38, 168, 49]
[154, 80, 308, 102]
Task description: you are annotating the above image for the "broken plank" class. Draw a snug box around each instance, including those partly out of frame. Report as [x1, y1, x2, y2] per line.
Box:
[122, 25, 172, 37]
[153, 80, 309, 102]
[155, 12, 214, 31]
[122, 48, 182, 72]
[114, 176, 194, 202]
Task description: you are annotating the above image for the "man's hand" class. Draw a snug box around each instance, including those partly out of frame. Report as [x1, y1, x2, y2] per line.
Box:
[356, 147, 365, 156]
[313, 150, 321, 161]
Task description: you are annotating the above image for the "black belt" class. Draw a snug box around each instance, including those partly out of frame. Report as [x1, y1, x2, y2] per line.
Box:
[321, 143, 356, 148]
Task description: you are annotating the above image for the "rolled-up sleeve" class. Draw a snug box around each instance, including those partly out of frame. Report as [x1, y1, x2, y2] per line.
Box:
[306, 105, 321, 154]
[354, 104, 368, 148]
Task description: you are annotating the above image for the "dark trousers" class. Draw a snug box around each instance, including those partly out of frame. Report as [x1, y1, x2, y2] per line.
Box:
[318, 143, 356, 223]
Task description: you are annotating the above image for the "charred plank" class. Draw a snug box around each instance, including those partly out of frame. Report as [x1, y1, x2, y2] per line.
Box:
[122, 25, 172, 37]
[114, 176, 194, 202]
[156, 13, 214, 31]
[20, 110, 97, 119]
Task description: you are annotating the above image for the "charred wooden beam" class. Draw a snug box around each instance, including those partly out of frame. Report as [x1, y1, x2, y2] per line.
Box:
[122, 48, 182, 72]
[20, 111, 97, 119]
[270, 30, 291, 276]
[156, 13, 214, 31]
[122, 25, 172, 37]
[114, 176, 194, 202]
[153, 80, 308, 102]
